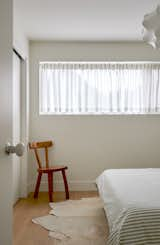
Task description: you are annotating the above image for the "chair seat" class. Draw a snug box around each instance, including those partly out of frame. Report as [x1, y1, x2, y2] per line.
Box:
[38, 165, 68, 173]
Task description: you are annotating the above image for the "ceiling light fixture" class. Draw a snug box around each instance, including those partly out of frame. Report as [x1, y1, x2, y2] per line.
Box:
[142, 5, 160, 49]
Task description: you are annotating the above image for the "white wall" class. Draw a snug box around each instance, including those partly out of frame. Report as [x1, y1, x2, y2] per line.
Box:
[13, 12, 29, 197]
[13, 4, 28, 59]
[29, 41, 160, 191]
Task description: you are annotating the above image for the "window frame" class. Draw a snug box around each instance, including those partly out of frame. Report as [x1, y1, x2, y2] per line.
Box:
[39, 61, 160, 116]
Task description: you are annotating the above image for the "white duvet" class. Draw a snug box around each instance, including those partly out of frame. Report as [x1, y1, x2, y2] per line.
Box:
[96, 168, 160, 230]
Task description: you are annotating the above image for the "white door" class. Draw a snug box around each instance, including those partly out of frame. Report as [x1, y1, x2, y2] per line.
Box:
[12, 52, 21, 204]
[0, 0, 13, 244]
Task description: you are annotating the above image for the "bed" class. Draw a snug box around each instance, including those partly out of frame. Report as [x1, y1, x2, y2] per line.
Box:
[96, 169, 160, 244]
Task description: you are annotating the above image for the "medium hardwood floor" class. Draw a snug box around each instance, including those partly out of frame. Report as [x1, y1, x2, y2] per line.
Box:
[14, 191, 98, 245]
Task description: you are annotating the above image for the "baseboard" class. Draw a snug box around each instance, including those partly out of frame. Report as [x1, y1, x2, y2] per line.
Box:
[28, 180, 97, 193]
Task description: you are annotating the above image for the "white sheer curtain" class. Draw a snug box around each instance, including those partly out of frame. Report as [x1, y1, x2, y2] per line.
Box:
[39, 63, 160, 114]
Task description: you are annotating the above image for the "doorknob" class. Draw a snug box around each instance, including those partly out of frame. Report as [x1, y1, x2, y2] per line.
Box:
[5, 142, 25, 157]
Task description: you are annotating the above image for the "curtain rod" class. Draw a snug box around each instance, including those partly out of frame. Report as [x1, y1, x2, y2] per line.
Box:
[39, 61, 160, 64]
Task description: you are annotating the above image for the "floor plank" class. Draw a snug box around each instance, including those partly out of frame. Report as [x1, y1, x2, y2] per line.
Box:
[13, 191, 98, 245]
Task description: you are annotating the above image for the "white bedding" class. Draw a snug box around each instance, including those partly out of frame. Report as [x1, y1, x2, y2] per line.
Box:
[96, 168, 160, 230]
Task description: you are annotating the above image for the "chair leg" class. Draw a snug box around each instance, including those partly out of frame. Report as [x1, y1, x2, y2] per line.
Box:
[50, 172, 53, 194]
[62, 169, 69, 199]
[34, 172, 42, 199]
[48, 172, 53, 202]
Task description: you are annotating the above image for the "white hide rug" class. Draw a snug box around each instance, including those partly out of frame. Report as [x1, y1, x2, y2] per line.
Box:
[32, 197, 109, 245]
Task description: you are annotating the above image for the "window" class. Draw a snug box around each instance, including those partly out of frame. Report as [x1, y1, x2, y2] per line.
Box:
[39, 62, 160, 114]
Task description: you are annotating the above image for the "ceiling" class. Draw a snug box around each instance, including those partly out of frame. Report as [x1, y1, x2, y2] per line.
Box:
[14, 0, 160, 41]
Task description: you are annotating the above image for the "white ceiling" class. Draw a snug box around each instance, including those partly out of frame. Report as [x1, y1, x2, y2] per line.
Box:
[14, 0, 160, 41]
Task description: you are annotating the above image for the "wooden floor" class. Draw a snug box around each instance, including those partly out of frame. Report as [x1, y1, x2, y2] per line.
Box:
[14, 191, 98, 245]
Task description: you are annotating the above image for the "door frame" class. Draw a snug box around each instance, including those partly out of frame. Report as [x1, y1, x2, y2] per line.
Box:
[13, 47, 29, 198]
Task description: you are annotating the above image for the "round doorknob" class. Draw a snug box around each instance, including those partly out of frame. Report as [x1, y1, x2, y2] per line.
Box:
[5, 142, 25, 157]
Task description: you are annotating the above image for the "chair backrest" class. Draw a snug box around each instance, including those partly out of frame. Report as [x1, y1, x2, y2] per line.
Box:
[29, 141, 53, 168]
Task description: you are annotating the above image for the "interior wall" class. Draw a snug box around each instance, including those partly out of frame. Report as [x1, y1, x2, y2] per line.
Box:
[13, 15, 29, 197]
[29, 41, 160, 191]
[13, 6, 28, 59]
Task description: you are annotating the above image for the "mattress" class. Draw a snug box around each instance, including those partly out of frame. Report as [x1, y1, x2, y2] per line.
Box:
[96, 168, 160, 230]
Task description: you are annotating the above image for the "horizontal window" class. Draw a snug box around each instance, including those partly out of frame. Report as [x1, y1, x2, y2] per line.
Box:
[39, 62, 160, 115]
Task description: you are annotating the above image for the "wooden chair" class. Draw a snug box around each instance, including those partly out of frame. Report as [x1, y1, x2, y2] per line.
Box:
[29, 141, 69, 202]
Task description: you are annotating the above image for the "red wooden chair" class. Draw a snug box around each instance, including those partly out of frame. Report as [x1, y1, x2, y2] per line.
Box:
[29, 141, 69, 202]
